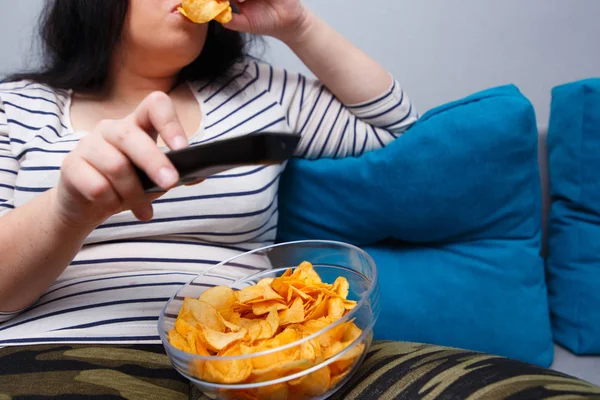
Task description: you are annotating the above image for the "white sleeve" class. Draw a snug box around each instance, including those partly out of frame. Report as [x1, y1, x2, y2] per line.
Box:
[0, 94, 23, 323]
[0, 93, 17, 217]
[270, 64, 418, 159]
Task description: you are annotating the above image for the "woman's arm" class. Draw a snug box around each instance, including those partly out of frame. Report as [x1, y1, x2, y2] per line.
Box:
[227, 1, 417, 158]
[227, 1, 396, 105]
[0, 92, 187, 317]
[282, 12, 393, 106]
[0, 190, 93, 317]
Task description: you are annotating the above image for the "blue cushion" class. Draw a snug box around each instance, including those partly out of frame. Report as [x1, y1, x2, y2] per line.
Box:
[363, 239, 552, 367]
[278, 85, 554, 366]
[547, 78, 600, 355]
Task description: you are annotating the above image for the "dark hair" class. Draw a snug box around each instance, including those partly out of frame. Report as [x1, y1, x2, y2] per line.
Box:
[8, 0, 251, 92]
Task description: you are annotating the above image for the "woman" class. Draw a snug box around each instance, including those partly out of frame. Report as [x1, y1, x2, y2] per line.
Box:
[0, 0, 416, 346]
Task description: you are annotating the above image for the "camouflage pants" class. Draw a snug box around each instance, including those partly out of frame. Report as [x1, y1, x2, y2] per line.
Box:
[1, 341, 599, 400]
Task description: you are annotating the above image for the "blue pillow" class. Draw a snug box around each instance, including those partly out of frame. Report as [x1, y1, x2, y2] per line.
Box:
[278, 85, 554, 367]
[363, 239, 551, 367]
[547, 79, 600, 355]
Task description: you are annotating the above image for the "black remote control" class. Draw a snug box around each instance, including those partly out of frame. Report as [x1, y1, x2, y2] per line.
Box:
[137, 132, 301, 192]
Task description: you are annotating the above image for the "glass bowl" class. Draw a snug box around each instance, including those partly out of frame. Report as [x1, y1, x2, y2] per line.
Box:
[158, 240, 380, 400]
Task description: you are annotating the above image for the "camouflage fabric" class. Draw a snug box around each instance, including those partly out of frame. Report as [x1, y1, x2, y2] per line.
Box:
[2, 341, 600, 400]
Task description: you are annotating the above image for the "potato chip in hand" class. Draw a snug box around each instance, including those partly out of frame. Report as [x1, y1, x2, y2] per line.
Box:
[178, 0, 233, 24]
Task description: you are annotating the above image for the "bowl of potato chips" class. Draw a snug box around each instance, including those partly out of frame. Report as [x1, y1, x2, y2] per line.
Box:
[158, 240, 380, 400]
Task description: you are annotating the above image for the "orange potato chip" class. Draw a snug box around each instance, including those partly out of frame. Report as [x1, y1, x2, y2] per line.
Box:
[306, 295, 329, 320]
[182, 297, 226, 332]
[289, 285, 313, 302]
[168, 260, 366, 394]
[257, 383, 289, 400]
[291, 261, 322, 285]
[257, 278, 274, 287]
[329, 342, 365, 376]
[342, 321, 363, 343]
[178, 0, 232, 24]
[234, 318, 264, 342]
[251, 359, 312, 382]
[278, 296, 305, 325]
[327, 297, 346, 320]
[332, 276, 350, 299]
[288, 365, 331, 397]
[252, 300, 287, 316]
[266, 309, 279, 336]
[199, 286, 237, 320]
[169, 329, 192, 353]
[175, 317, 197, 339]
[202, 343, 252, 384]
[201, 325, 248, 352]
[329, 370, 350, 388]
[299, 338, 321, 362]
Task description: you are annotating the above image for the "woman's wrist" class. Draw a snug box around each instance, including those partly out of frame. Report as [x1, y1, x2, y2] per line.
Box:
[46, 188, 97, 237]
[276, 7, 318, 48]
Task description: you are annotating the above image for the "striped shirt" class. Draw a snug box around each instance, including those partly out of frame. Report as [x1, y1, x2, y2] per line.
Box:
[0, 60, 416, 345]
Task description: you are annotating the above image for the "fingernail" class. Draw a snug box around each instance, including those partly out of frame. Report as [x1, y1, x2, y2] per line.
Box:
[139, 205, 153, 221]
[173, 136, 188, 150]
[157, 167, 179, 188]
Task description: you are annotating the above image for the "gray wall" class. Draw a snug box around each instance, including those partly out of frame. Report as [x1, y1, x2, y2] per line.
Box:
[2, 0, 599, 123]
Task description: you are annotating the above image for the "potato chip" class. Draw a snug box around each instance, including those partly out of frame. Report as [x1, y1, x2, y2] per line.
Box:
[278, 296, 305, 325]
[182, 297, 226, 332]
[199, 286, 237, 320]
[266, 309, 279, 336]
[251, 359, 312, 382]
[234, 318, 264, 342]
[169, 329, 191, 353]
[201, 325, 247, 351]
[252, 300, 287, 316]
[257, 278, 274, 287]
[257, 383, 289, 400]
[175, 317, 197, 339]
[178, 0, 232, 25]
[305, 295, 329, 320]
[168, 260, 367, 395]
[342, 321, 362, 343]
[288, 365, 331, 397]
[329, 342, 365, 376]
[292, 261, 322, 285]
[202, 343, 252, 384]
[327, 297, 346, 320]
[332, 276, 350, 298]
[289, 285, 313, 302]
[299, 338, 321, 362]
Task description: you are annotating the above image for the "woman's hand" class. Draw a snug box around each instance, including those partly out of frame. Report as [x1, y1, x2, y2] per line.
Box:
[52, 92, 188, 229]
[225, 0, 312, 43]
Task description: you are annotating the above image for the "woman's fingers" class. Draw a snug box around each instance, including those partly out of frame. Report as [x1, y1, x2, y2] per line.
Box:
[96, 118, 180, 191]
[55, 91, 194, 227]
[223, 5, 252, 32]
[78, 136, 154, 221]
[134, 91, 189, 151]
[59, 155, 122, 217]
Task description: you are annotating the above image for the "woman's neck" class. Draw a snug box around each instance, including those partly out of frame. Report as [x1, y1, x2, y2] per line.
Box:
[102, 65, 179, 106]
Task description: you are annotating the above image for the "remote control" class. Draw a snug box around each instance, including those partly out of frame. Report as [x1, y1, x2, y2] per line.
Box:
[137, 132, 301, 192]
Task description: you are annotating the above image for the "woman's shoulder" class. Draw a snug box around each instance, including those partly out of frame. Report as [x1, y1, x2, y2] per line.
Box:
[0, 80, 70, 139]
[190, 58, 304, 93]
[0, 80, 70, 109]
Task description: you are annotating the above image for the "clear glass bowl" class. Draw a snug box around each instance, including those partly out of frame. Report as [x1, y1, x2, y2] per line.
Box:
[158, 240, 380, 400]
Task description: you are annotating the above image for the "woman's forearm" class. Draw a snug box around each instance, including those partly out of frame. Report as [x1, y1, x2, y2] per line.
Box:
[283, 11, 394, 105]
[0, 188, 91, 313]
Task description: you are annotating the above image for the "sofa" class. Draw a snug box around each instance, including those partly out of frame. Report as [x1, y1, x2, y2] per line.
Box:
[539, 127, 600, 386]
[277, 80, 600, 387]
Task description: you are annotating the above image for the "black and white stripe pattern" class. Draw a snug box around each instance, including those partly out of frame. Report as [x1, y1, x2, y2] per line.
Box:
[0, 59, 417, 345]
